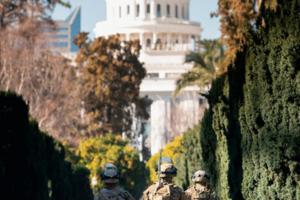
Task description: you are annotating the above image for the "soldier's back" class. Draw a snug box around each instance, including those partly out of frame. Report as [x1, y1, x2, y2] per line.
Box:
[185, 185, 216, 200]
[95, 186, 135, 200]
[143, 183, 185, 200]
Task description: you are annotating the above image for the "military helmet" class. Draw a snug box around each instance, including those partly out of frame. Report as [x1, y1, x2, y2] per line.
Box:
[158, 157, 177, 177]
[101, 163, 120, 183]
[192, 170, 210, 183]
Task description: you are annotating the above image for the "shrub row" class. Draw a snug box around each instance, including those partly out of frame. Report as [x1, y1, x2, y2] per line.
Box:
[0, 92, 93, 200]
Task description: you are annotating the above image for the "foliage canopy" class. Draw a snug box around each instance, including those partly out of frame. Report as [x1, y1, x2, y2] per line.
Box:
[75, 33, 149, 136]
[77, 134, 148, 198]
[215, 0, 279, 71]
[0, 92, 93, 200]
[175, 39, 225, 95]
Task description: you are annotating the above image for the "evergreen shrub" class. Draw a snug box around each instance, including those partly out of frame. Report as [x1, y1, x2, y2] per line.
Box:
[0, 92, 93, 200]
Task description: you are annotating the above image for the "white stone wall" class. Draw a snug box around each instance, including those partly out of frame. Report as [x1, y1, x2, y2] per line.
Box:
[142, 91, 206, 155]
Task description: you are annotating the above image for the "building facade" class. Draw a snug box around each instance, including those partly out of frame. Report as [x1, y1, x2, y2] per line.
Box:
[94, 0, 206, 155]
[47, 6, 81, 54]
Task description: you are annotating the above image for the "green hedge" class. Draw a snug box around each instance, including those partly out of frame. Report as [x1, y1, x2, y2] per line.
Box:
[0, 92, 93, 200]
[197, 1, 300, 199]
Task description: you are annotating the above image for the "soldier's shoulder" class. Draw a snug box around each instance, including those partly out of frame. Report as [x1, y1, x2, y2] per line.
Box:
[143, 183, 157, 194]
[185, 185, 195, 193]
[142, 183, 157, 200]
[95, 189, 108, 200]
[117, 187, 135, 200]
[170, 184, 184, 192]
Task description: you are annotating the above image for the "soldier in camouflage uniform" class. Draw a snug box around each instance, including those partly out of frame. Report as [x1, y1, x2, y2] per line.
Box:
[142, 157, 187, 200]
[185, 170, 217, 200]
[95, 163, 135, 200]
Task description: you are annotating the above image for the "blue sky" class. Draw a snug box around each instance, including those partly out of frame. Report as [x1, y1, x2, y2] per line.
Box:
[52, 0, 220, 39]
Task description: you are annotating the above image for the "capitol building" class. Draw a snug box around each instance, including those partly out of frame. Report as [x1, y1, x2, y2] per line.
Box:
[94, 0, 206, 155]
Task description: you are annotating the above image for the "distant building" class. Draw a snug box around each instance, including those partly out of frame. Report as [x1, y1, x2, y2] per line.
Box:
[94, 0, 207, 155]
[47, 6, 81, 54]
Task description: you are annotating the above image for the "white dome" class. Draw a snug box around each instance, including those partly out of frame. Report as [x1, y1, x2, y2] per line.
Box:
[106, 0, 190, 21]
[94, 0, 200, 53]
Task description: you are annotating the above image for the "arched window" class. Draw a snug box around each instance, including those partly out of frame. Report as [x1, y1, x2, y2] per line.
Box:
[182, 6, 185, 19]
[167, 4, 171, 17]
[146, 3, 151, 14]
[175, 5, 178, 18]
[146, 38, 152, 48]
[157, 4, 161, 17]
[136, 4, 140, 17]
[127, 5, 130, 15]
[155, 38, 162, 50]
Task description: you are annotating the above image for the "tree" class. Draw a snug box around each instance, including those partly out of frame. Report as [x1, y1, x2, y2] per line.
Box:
[0, 0, 69, 28]
[192, 0, 300, 199]
[146, 125, 207, 190]
[175, 39, 225, 95]
[0, 26, 82, 143]
[75, 33, 149, 136]
[217, 0, 278, 69]
[76, 134, 148, 198]
[0, 92, 93, 200]
[146, 135, 185, 185]
[0, 0, 81, 144]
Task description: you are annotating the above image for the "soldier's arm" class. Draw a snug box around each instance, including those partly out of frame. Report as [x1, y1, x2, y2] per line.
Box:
[183, 188, 192, 200]
[118, 189, 136, 200]
[95, 191, 109, 200]
[181, 188, 191, 200]
[141, 184, 157, 200]
[141, 188, 150, 200]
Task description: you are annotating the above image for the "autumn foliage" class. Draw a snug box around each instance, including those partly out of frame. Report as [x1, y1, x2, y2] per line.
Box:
[217, 0, 278, 70]
[0, 25, 81, 143]
[75, 33, 149, 136]
[0, 0, 69, 28]
[76, 134, 147, 198]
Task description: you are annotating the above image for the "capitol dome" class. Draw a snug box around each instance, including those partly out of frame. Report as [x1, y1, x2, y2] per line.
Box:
[106, 0, 190, 21]
[94, 0, 205, 155]
[94, 0, 201, 53]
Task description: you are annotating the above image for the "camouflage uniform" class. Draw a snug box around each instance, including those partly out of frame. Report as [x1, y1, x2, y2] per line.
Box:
[143, 181, 186, 200]
[185, 170, 217, 200]
[142, 158, 187, 200]
[185, 184, 216, 200]
[95, 163, 135, 200]
[96, 186, 135, 200]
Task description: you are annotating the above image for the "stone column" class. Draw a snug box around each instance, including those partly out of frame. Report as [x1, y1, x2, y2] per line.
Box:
[189, 35, 194, 51]
[178, 34, 183, 51]
[150, 98, 168, 155]
[140, 0, 146, 19]
[167, 34, 171, 50]
[152, 32, 157, 49]
[126, 33, 130, 41]
[165, 98, 172, 135]
[139, 32, 145, 49]
[161, 2, 166, 18]
[150, 0, 156, 19]
[131, 0, 136, 19]
[106, 0, 112, 20]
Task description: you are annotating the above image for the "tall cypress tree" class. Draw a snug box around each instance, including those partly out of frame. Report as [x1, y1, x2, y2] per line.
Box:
[199, 1, 300, 199]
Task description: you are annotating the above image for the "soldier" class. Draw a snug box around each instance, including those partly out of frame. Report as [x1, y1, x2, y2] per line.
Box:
[185, 170, 217, 200]
[95, 163, 135, 200]
[142, 157, 186, 200]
